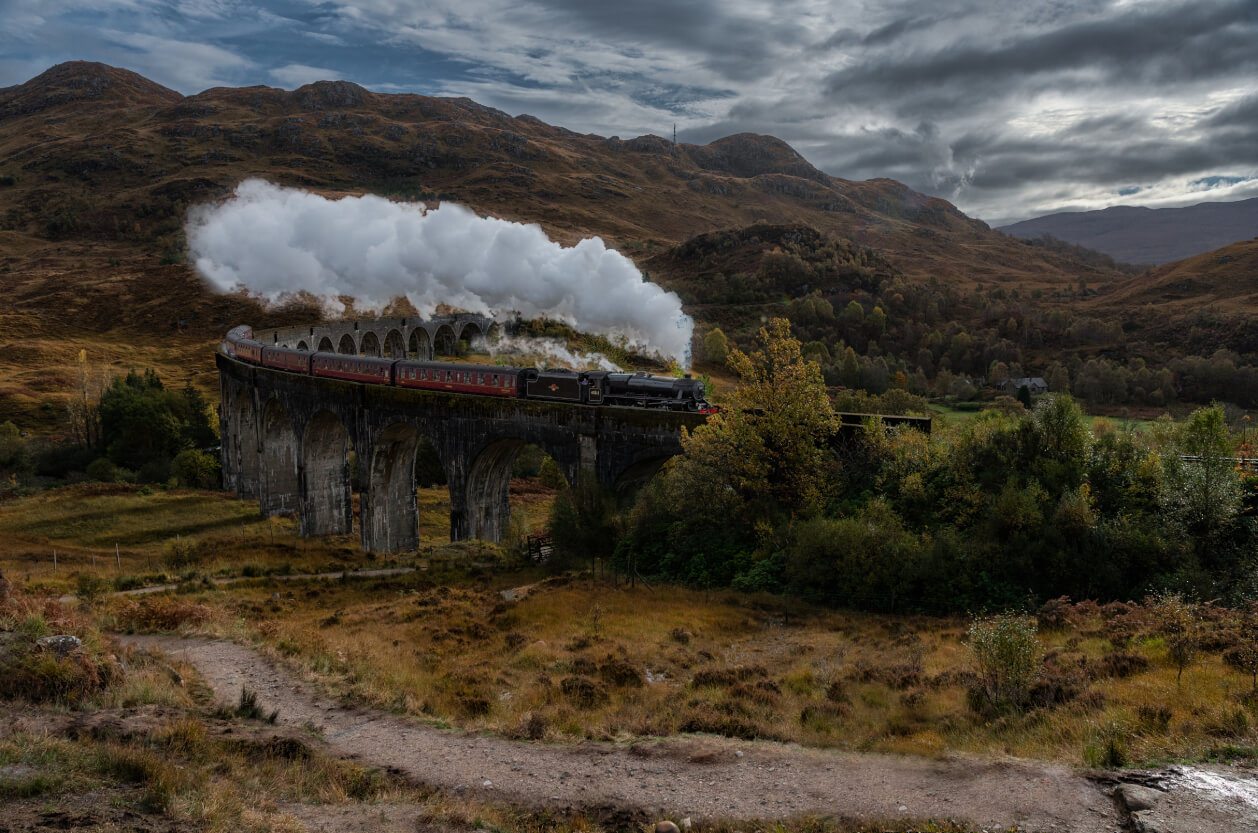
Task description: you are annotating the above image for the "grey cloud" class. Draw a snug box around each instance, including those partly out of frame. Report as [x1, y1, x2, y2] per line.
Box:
[1208, 94, 1258, 130]
[8, 0, 1258, 223]
[825, 1, 1257, 103]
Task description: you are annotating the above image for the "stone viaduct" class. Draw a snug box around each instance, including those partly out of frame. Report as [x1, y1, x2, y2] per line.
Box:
[264, 313, 503, 359]
[218, 317, 704, 554]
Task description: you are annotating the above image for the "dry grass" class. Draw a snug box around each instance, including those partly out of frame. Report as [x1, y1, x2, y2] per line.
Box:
[3, 485, 1257, 777]
[0, 484, 455, 597]
[159, 575, 1256, 768]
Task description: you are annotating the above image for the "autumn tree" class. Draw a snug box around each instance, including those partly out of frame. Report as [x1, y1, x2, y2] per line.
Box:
[674, 317, 839, 526]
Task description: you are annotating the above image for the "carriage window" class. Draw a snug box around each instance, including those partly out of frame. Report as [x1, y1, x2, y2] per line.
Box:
[446, 371, 453, 382]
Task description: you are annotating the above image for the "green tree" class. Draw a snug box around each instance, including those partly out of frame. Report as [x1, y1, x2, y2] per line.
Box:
[548, 473, 617, 570]
[172, 448, 222, 489]
[1031, 394, 1090, 494]
[702, 328, 730, 365]
[866, 305, 887, 339]
[840, 300, 865, 329]
[839, 345, 861, 388]
[1161, 404, 1241, 539]
[786, 500, 922, 611]
[673, 318, 839, 527]
[1046, 362, 1070, 393]
[98, 370, 218, 474]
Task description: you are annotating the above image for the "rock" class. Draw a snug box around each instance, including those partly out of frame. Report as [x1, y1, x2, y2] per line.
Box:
[36, 635, 82, 657]
[1118, 784, 1162, 813]
[654, 823, 680, 833]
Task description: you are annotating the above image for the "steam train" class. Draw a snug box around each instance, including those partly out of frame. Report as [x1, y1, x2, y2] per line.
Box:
[223, 326, 716, 413]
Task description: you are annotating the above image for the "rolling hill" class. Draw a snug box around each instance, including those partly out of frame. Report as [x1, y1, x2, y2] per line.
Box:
[999, 198, 1258, 265]
[0, 62, 1123, 332]
[2, 61, 1256, 424]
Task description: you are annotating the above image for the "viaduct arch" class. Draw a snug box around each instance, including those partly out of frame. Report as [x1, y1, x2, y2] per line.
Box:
[263, 315, 500, 362]
[218, 323, 702, 554]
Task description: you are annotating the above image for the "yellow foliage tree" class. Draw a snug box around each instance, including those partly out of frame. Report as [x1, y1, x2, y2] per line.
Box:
[677, 318, 839, 523]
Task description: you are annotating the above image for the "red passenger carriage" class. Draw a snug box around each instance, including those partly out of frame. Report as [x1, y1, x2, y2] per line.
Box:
[311, 353, 394, 383]
[394, 360, 524, 397]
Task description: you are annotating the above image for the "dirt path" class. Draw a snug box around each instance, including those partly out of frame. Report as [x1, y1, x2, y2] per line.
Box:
[118, 635, 1256, 832]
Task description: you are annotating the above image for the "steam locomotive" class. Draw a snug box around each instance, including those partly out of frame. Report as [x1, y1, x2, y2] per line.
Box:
[223, 326, 716, 413]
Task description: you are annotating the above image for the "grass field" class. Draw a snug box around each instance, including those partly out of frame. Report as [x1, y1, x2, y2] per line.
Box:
[930, 399, 1162, 434]
[3, 482, 1258, 830]
[0, 480, 557, 597]
[3, 482, 1255, 770]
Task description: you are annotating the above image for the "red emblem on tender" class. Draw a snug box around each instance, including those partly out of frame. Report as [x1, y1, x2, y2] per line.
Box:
[549, 383, 559, 392]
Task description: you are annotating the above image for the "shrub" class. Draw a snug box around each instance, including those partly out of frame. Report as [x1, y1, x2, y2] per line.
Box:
[1223, 644, 1258, 694]
[1083, 721, 1129, 768]
[1137, 704, 1172, 734]
[537, 456, 568, 490]
[85, 457, 119, 482]
[1150, 592, 1200, 685]
[75, 573, 110, 606]
[1094, 650, 1150, 679]
[966, 613, 1043, 710]
[1036, 596, 1073, 631]
[172, 449, 221, 489]
[560, 675, 608, 708]
[598, 656, 643, 687]
[110, 597, 214, 631]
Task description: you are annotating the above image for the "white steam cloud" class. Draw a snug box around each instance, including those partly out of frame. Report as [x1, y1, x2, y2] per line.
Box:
[187, 179, 692, 366]
[489, 335, 621, 372]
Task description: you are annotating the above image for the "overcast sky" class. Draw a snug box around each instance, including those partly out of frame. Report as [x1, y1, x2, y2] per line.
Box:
[3, 0, 1256, 225]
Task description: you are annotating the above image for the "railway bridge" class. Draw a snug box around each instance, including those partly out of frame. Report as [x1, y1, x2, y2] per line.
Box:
[217, 319, 703, 553]
[265, 313, 502, 359]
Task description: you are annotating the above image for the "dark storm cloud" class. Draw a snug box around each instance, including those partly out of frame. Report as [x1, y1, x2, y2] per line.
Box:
[1208, 94, 1258, 130]
[825, 2, 1256, 102]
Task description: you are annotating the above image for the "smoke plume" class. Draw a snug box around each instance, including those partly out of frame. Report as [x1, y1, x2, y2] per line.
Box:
[488, 335, 621, 372]
[187, 179, 692, 366]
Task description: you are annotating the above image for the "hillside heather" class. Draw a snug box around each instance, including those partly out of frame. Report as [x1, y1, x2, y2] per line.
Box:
[1, 61, 1257, 416]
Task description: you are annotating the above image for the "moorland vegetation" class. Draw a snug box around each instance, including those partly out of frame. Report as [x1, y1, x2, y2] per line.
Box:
[574, 319, 1258, 613]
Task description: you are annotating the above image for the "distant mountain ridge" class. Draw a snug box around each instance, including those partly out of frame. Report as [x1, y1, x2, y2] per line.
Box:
[0, 60, 1111, 292]
[999, 198, 1258, 265]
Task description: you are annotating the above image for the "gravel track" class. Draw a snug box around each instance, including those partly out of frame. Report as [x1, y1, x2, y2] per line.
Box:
[117, 634, 1139, 831]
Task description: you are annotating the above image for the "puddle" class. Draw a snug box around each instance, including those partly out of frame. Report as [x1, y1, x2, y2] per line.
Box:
[1163, 765, 1258, 811]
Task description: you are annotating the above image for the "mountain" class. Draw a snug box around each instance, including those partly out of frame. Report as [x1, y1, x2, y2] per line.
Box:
[0, 62, 1121, 305]
[999, 198, 1258, 265]
[8, 61, 1257, 425]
